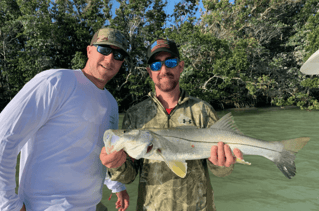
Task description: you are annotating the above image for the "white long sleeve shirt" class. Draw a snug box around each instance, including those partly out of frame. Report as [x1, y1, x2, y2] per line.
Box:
[0, 69, 125, 211]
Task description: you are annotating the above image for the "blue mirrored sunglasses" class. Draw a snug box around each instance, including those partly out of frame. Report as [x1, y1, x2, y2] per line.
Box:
[93, 44, 126, 61]
[149, 58, 179, 71]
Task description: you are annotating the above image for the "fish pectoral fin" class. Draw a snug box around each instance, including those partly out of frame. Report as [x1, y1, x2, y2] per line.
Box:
[157, 151, 187, 178]
[166, 160, 188, 178]
[236, 158, 251, 165]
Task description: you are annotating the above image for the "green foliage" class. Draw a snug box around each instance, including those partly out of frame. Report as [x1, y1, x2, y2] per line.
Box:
[1, 0, 25, 108]
[195, 0, 319, 109]
[2, 0, 319, 112]
[305, 9, 319, 59]
[300, 78, 319, 88]
[71, 51, 87, 70]
[167, 28, 251, 108]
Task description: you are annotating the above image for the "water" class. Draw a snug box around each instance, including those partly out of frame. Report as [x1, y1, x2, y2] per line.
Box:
[212, 108, 319, 211]
[101, 108, 319, 210]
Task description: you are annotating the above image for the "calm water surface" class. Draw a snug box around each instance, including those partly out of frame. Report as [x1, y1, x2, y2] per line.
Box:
[102, 108, 319, 211]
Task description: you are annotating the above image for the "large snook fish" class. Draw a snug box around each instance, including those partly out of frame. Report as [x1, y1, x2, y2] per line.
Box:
[103, 113, 309, 179]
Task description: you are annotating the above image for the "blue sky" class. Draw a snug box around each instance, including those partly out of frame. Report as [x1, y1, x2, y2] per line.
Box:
[110, 0, 235, 26]
[163, 0, 205, 19]
[110, 0, 205, 24]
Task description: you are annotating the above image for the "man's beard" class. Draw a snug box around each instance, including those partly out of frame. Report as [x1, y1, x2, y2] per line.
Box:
[154, 73, 178, 92]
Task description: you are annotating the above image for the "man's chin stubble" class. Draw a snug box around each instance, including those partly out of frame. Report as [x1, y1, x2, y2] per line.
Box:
[155, 81, 178, 92]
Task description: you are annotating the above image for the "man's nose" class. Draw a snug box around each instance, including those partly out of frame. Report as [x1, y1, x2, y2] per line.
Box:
[104, 53, 115, 62]
[159, 63, 169, 74]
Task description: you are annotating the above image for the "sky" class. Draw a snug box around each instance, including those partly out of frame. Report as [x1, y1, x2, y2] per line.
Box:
[110, 0, 205, 26]
[110, 0, 235, 26]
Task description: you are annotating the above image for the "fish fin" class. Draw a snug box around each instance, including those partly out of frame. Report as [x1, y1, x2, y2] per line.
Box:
[274, 150, 296, 179]
[236, 158, 251, 165]
[209, 112, 243, 135]
[274, 137, 310, 179]
[231, 151, 251, 165]
[280, 137, 310, 154]
[166, 160, 188, 178]
[156, 151, 187, 178]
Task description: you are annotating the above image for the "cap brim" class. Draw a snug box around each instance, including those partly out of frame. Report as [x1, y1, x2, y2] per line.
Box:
[300, 49, 319, 75]
[148, 48, 179, 64]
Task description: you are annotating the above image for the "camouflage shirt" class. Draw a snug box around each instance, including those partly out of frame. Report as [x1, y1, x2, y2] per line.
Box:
[108, 89, 234, 211]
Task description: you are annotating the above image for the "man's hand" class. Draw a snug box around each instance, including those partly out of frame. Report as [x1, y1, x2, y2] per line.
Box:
[20, 204, 26, 211]
[115, 190, 129, 211]
[100, 147, 127, 168]
[208, 142, 243, 167]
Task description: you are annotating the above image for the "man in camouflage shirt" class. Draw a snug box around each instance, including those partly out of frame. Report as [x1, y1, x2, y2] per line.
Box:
[100, 38, 243, 211]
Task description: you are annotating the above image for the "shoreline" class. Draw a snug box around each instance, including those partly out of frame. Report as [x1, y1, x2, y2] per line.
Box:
[120, 105, 302, 115]
[217, 105, 300, 112]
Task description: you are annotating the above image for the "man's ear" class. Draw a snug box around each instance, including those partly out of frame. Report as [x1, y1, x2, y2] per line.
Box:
[146, 67, 152, 78]
[87, 45, 92, 58]
[179, 60, 185, 74]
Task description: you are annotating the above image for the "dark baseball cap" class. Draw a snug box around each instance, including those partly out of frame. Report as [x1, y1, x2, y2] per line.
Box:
[90, 28, 129, 56]
[147, 38, 180, 64]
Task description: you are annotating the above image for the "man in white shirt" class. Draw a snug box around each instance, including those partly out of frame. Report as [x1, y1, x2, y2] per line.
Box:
[0, 27, 129, 211]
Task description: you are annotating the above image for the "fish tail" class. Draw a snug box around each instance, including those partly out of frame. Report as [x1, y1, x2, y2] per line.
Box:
[275, 137, 310, 179]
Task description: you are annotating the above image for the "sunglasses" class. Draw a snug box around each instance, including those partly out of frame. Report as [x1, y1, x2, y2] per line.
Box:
[93, 44, 126, 61]
[149, 58, 179, 71]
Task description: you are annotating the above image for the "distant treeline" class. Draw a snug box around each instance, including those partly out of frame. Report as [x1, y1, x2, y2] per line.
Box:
[1, 0, 319, 112]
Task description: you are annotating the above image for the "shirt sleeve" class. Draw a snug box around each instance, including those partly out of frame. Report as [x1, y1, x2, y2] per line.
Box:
[104, 170, 126, 193]
[103, 112, 127, 193]
[0, 74, 61, 211]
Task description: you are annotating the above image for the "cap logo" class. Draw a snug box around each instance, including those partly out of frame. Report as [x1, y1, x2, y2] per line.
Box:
[151, 40, 170, 52]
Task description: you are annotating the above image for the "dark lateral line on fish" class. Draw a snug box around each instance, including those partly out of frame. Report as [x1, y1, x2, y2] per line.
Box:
[157, 136, 282, 153]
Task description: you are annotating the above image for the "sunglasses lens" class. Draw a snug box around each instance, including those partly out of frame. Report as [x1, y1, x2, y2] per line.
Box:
[150, 61, 162, 71]
[113, 51, 125, 61]
[96, 45, 125, 61]
[165, 59, 178, 68]
[97, 46, 112, 56]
